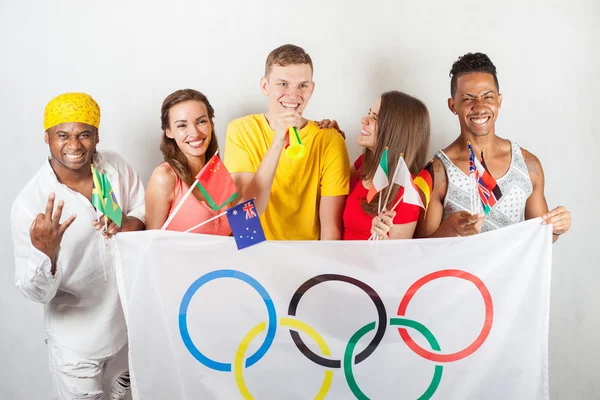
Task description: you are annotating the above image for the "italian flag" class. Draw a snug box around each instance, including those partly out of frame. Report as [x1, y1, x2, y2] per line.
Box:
[366, 148, 389, 203]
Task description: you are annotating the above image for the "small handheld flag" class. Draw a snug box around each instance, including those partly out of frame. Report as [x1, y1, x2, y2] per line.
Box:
[226, 199, 266, 250]
[100, 173, 123, 227]
[366, 148, 389, 203]
[480, 150, 502, 206]
[195, 154, 238, 212]
[392, 156, 424, 209]
[91, 165, 123, 227]
[91, 165, 105, 215]
[285, 127, 306, 159]
[414, 159, 435, 211]
[467, 142, 502, 215]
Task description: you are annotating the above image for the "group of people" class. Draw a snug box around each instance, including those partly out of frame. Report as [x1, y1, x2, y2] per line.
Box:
[10, 44, 571, 399]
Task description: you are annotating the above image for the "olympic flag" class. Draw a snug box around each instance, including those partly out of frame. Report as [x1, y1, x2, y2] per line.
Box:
[115, 219, 552, 400]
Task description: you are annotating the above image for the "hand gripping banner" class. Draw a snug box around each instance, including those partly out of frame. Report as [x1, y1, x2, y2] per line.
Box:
[115, 219, 551, 400]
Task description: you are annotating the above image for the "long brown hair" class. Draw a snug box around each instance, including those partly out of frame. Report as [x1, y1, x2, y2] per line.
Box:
[360, 91, 431, 215]
[160, 89, 219, 186]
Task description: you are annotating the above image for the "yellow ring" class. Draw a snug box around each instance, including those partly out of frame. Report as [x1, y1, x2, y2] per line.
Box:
[234, 317, 333, 399]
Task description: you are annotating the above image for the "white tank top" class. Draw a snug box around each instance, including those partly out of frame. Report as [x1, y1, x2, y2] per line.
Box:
[436, 140, 533, 233]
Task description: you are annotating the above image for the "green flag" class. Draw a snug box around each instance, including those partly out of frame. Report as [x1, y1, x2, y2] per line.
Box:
[100, 173, 123, 227]
[91, 165, 105, 215]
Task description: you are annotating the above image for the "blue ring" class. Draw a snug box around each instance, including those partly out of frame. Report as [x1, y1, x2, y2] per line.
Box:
[179, 269, 277, 372]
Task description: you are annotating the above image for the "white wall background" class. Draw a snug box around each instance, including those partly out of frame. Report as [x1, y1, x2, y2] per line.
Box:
[1, 0, 598, 398]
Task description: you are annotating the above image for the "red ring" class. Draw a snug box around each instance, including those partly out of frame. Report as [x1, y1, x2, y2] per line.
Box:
[397, 269, 493, 363]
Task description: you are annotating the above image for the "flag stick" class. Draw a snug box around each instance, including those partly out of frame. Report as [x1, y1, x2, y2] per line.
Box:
[161, 150, 219, 230]
[382, 154, 403, 211]
[390, 194, 405, 212]
[184, 210, 227, 233]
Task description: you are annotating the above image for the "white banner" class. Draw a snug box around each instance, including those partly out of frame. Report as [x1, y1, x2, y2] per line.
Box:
[115, 218, 551, 400]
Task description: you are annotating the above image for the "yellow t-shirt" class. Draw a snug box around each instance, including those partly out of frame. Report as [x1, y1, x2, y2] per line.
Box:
[225, 114, 350, 240]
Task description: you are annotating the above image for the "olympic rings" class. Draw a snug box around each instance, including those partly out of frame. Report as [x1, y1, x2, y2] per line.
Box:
[234, 318, 333, 400]
[288, 274, 387, 368]
[396, 269, 493, 363]
[178, 269, 493, 398]
[344, 318, 443, 400]
[178, 269, 277, 372]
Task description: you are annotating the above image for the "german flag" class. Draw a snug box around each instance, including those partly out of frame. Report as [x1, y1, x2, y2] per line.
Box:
[414, 159, 435, 210]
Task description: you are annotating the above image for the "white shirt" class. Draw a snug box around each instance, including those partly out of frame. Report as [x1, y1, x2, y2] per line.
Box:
[10, 151, 145, 359]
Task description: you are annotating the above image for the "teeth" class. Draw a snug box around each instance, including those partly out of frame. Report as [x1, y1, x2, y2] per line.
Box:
[282, 102, 299, 109]
[65, 154, 83, 160]
[188, 140, 204, 146]
[360, 129, 371, 136]
[470, 117, 489, 125]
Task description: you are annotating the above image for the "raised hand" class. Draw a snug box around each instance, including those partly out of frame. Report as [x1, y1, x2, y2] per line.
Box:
[270, 110, 304, 143]
[30, 193, 77, 274]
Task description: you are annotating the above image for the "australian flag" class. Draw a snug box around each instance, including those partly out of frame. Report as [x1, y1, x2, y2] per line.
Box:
[226, 199, 266, 250]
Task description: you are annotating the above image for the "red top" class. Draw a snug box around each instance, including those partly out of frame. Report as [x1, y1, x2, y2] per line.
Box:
[342, 155, 420, 240]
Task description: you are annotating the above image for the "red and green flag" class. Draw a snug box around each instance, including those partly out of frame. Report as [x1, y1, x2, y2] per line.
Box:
[366, 148, 389, 203]
[195, 154, 238, 211]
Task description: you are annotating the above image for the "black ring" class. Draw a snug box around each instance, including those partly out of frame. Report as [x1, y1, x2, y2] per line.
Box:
[287, 274, 387, 368]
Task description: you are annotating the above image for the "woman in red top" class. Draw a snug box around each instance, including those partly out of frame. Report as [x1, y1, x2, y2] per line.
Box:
[342, 91, 431, 240]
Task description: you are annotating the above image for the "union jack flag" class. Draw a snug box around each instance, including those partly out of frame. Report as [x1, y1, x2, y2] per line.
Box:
[242, 202, 257, 220]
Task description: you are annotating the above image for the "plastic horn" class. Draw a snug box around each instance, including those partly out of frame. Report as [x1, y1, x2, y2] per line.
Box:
[285, 127, 306, 159]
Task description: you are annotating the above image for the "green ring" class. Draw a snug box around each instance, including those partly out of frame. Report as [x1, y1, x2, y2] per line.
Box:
[343, 318, 443, 399]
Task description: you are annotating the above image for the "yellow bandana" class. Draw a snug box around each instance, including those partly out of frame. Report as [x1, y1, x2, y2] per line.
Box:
[43, 92, 101, 131]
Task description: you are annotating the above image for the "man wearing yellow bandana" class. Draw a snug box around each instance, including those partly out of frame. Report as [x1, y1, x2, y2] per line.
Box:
[10, 93, 145, 399]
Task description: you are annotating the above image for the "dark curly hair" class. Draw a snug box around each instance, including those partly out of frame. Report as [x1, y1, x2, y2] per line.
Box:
[450, 53, 499, 98]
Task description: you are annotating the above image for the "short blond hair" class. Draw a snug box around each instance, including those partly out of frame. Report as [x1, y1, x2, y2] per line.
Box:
[264, 44, 313, 77]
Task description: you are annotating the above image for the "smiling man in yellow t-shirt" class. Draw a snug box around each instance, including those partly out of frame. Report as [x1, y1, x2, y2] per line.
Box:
[225, 44, 349, 240]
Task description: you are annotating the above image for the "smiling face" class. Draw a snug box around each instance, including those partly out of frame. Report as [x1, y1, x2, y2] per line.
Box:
[448, 72, 502, 138]
[45, 122, 98, 173]
[165, 100, 213, 163]
[357, 97, 381, 150]
[260, 63, 315, 115]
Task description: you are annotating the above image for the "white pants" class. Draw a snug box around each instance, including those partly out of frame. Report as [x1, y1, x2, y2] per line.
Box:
[48, 341, 130, 400]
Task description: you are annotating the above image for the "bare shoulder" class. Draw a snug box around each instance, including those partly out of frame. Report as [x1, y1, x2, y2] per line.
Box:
[431, 156, 447, 186]
[148, 164, 177, 189]
[520, 147, 544, 177]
